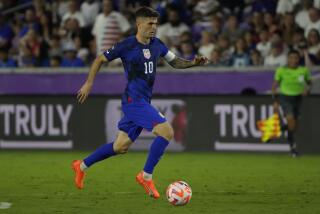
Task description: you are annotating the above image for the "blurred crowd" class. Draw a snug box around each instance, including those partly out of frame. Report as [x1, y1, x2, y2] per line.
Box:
[1, 0, 320, 68]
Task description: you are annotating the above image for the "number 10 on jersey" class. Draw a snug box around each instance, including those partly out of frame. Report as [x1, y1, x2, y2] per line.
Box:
[144, 61, 153, 74]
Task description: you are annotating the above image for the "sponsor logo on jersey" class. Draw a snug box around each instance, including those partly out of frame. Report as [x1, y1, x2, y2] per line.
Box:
[143, 49, 151, 59]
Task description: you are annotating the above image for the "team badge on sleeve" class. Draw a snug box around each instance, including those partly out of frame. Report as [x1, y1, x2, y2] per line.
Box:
[143, 49, 151, 59]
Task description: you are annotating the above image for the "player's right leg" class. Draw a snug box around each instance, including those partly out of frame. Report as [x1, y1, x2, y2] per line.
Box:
[136, 121, 174, 199]
[286, 114, 298, 157]
[279, 95, 299, 157]
[72, 131, 133, 189]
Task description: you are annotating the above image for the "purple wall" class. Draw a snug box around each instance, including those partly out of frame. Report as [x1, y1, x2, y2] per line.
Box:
[0, 71, 276, 95]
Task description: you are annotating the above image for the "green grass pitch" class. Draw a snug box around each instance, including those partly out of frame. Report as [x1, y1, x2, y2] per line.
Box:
[0, 151, 319, 214]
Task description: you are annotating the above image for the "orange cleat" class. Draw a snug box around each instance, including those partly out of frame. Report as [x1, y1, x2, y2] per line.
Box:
[72, 160, 86, 189]
[136, 171, 160, 199]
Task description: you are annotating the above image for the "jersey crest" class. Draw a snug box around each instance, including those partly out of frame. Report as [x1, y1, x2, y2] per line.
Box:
[143, 49, 151, 59]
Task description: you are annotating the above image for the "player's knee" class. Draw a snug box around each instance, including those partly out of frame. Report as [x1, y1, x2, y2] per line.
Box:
[153, 122, 174, 141]
[288, 123, 296, 131]
[118, 146, 129, 154]
[114, 145, 129, 154]
[287, 117, 296, 131]
[113, 142, 130, 154]
[166, 126, 174, 141]
[160, 125, 174, 141]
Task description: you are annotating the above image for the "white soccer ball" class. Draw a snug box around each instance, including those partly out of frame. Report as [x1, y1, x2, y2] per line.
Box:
[166, 181, 192, 206]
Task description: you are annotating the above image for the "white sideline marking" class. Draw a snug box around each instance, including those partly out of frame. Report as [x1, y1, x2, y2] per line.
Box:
[0, 140, 73, 149]
[0, 202, 12, 209]
[215, 141, 290, 152]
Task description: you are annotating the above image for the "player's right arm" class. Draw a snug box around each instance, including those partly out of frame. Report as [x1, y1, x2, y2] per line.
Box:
[303, 67, 312, 96]
[272, 67, 282, 112]
[77, 54, 108, 103]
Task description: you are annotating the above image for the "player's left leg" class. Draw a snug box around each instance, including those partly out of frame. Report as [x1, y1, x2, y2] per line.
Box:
[279, 95, 300, 157]
[288, 95, 302, 157]
[143, 121, 173, 177]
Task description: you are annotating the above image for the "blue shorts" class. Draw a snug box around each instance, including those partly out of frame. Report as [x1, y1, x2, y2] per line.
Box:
[118, 100, 166, 142]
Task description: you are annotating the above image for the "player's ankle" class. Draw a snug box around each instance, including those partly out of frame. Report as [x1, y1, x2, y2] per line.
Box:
[80, 161, 88, 171]
[143, 171, 152, 181]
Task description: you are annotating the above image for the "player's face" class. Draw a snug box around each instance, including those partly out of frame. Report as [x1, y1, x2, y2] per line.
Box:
[137, 17, 158, 38]
[288, 53, 300, 68]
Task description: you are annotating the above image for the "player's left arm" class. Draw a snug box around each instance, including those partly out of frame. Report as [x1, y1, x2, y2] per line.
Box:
[303, 68, 312, 96]
[167, 55, 209, 69]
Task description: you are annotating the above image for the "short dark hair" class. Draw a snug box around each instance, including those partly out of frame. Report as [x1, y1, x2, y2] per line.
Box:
[135, 6, 159, 19]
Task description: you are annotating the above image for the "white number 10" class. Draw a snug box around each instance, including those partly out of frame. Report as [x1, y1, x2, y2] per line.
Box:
[144, 61, 153, 74]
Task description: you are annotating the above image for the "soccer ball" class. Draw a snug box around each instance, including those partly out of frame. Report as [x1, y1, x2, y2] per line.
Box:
[166, 181, 192, 206]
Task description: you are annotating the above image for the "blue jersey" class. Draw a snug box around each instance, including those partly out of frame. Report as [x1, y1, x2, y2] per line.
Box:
[103, 36, 170, 104]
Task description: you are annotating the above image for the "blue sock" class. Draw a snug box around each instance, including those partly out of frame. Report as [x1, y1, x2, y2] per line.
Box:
[144, 136, 169, 174]
[83, 142, 117, 167]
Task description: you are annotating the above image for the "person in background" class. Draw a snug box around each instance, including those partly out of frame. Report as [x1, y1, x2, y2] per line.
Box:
[156, 7, 190, 47]
[222, 15, 244, 43]
[61, 0, 87, 28]
[249, 49, 263, 66]
[74, 36, 89, 64]
[198, 31, 215, 59]
[244, 31, 257, 51]
[281, 12, 299, 46]
[306, 28, 320, 56]
[230, 37, 250, 67]
[216, 35, 233, 65]
[81, 0, 100, 28]
[0, 47, 17, 67]
[291, 28, 306, 50]
[272, 50, 312, 157]
[304, 7, 320, 37]
[92, 0, 130, 56]
[61, 41, 85, 67]
[295, 0, 313, 30]
[178, 41, 196, 61]
[256, 28, 271, 58]
[48, 35, 62, 58]
[264, 41, 287, 67]
[19, 29, 49, 66]
[208, 48, 228, 66]
[263, 12, 278, 34]
[0, 14, 14, 48]
[50, 55, 61, 67]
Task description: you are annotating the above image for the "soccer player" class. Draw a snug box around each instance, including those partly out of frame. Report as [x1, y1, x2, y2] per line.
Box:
[72, 7, 208, 198]
[272, 50, 312, 157]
